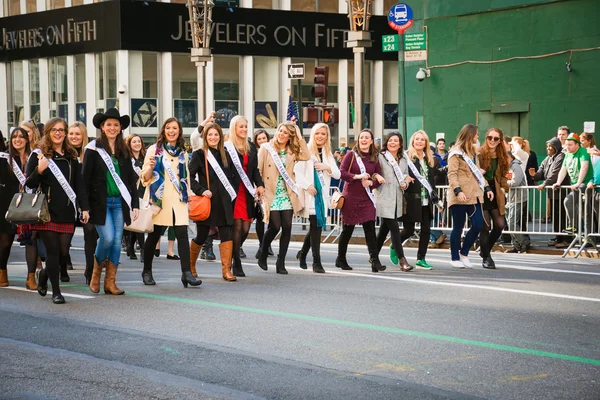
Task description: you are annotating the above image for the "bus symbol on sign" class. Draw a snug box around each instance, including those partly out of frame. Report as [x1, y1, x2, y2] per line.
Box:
[388, 3, 413, 33]
[394, 4, 407, 20]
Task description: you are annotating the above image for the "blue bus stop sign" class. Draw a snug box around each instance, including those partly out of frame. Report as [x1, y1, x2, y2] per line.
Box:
[388, 3, 413, 33]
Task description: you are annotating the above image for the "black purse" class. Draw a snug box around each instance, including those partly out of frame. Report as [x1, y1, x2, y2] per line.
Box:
[5, 186, 51, 225]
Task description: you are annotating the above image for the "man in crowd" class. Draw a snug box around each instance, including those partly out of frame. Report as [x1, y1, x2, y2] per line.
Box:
[557, 126, 570, 147]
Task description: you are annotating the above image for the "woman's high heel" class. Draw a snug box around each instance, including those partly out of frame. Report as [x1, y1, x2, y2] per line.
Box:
[37, 268, 48, 297]
[181, 271, 202, 288]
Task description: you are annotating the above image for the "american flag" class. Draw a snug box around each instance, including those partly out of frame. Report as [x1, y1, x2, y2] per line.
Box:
[286, 95, 299, 124]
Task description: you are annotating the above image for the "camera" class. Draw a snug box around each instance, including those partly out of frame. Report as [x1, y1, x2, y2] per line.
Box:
[214, 112, 225, 119]
[118, 85, 127, 94]
[416, 68, 430, 82]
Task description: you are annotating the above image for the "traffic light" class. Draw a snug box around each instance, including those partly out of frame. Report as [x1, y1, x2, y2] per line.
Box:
[311, 66, 329, 105]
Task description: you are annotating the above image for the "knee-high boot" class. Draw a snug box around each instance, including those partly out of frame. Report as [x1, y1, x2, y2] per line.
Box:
[89, 256, 104, 293]
[190, 240, 201, 278]
[104, 260, 125, 295]
[0, 269, 8, 287]
[220, 242, 236, 281]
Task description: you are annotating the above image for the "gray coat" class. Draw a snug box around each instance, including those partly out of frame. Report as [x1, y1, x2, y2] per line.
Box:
[375, 153, 409, 219]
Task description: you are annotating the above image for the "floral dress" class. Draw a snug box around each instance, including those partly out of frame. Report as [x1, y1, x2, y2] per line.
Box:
[270, 150, 293, 211]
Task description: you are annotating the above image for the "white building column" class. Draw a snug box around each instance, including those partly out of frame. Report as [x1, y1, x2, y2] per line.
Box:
[39, 59, 50, 122]
[84, 54, 96, 133]
[159, 52, 173, 127]
[240, 56, 254, 133]
[0, 63, 7, 134]
[116, 50, 130, 118]
[67, 56, 76, 125]
[23, 61, 30, 121]
[338, 0, 349, 147]
[205, 58, 214, 117]
[20, 0, 26, 14]
[372, 0, 384, 141]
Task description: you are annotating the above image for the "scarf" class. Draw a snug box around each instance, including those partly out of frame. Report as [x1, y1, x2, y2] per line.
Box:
[313, 168, 326, 229]
[150, 143, 189, 208]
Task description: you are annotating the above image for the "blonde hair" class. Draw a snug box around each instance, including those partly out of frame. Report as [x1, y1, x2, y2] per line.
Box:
[228, 115, 250, 154]
[273, 121, 302, 156]
[68, 121, 89, 162]
[407, 130, 434, 167]
[20, 120, 41, 148]
[308, 123, 332, 161]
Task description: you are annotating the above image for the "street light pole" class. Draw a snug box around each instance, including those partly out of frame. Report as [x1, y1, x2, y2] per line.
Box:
[187, 0, 214, 123]
[345, 0, 373, 142]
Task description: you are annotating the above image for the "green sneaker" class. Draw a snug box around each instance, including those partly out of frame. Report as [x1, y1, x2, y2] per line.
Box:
[416, 259, 433, 270]
[389, 246, 399, 266]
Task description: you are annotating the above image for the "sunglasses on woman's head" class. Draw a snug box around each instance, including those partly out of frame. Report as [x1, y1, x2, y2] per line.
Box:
[486, 136, 501, 142]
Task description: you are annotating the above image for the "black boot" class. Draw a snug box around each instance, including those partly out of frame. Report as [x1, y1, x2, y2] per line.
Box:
[127, 245, 137, 260]
[203, 244, 216, 261]
[37, 268, 48, 297]
[482, 257, 496, 269]
[257, 248, 268, 271]
[276, 255, 288, 275]
[370, 257, 386, 273]
[312, 255, 325, 273]
[59, 260, 70, 283]
[181, 271, 202, 288]
[296, 250, 308, 269]
[335, 257, 353, 270]
[140, 249, 144, 263]
[65, 255, 73, 270]
[141, 270, 156, 285]
[231, 257, 246, 277]
[364, 221, 386, 273]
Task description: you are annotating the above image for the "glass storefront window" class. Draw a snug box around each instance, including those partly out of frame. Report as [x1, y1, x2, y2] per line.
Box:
[96, 52, 117, 108]
[72, 0, 85, 6]
[7, 0, 21, 15]
[318, 0, 338, 13]
[29, 60, 40, 105]
[172, 53, 199, 129]
[254, 57, 279, 130]
[75, 55, 86, 103]
[254, 0, 273, 9]
[213, 56, 239, 128]
[49, 57, 68, 119]
[348, 60, 372, 129]
[142, 52, 158, 98]
[46, 0, 65, 9]
[292, 0, 315, 12]
[12, 62, 24, 124]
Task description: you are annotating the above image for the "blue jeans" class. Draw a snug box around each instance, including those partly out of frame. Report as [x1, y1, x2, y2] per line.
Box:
[450, 203, 483, 261]
[95, 196, 124, 265]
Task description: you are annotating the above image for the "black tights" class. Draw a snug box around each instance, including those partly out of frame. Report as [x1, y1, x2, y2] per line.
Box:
[376, 218, 405, 258]
[83, 222, 98, 274]
[193, 224, 233, 246]
[25, 231, 40, 274]
[127, 231, 145, 253]
[337, 220, 379, 262]
[480, 208, 505, 258]
[300, 215, 322, 263]
[256, 218, 265, 246]
[0, 233, 14, 270]
[401, 207, 432, 261]
[144, 225, 190, 272]
[232, 219, 251, 266]
[261, 210, 293, 260]
[39, 231, 72, 296]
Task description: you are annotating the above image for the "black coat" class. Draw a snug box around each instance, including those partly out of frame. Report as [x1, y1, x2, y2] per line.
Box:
[82, 145, 139, 226]
[229, 142, 264, 219]
[189, 147, 238, 227]
[25, 151, 89, 223]
[0, 157, 22, 234]
[132, 155, 145, 198]
[403, 155, 438, 223]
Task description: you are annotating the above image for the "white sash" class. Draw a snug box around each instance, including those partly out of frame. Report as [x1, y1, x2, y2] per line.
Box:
[448, 149, 486, 190]
[32, 149, 78, 218]
[224, 142, 256, 197]
[0, 152, 26, 186]
[162, 155, 181, 195]
[85, 141, 132, 209]
[404, 152, 443, 209]
[264, 143, 299, 195]
[382, 151, 406, 186]
[206, 150, 237, 201]
[311, 155, 327, 191]
[353, 151, 376, 206]
[131, 158, 142, 176]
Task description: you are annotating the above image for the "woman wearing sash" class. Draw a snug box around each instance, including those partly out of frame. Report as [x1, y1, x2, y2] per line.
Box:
[20, 119, 42, 147]
[294, 123, 340, 273]
[252, 129, 273, 259]
[223, 116, 264, 277]
[447, 124, 492, 268]
[141, 117, 201, 288]
[25, 118, 90, 304]
[189, 122, 239, 281]
[374, 132, 414, 272]
[399, 130, 441, 270]
[125, 134, 147, 262]
[0, 129, 32, 288]
[82, 109, 140, 295]
[477, 128, 509, 269]
[336, 129, 386, 272]
[256, 121, 310, 274]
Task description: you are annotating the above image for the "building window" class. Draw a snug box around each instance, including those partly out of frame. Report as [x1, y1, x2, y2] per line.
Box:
[213, 56, 240, 129]
[172, 53, 199, 129]
[6, 0, 22, 15]
[348, 60, 372, 129]
[75, 55, 86, 103]
[318, 0, 338, 13]
[291, 0, 315, 12]
[254, 0, 274, 9]
[72, 0, 85, 5]
[46, 0, 65, 9]
[96, 52, 117, 109]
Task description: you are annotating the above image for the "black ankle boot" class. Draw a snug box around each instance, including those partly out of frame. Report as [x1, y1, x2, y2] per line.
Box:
[296, 250, 307, 269]
[141, 270, 156, 285]
[181, 271, 202, 288]
[335, 257, 353, 270]
[482, 257, 496, 269]
[127, 246, 137, 260]
[59, 264, 70, 283]
[37, 268, 48, 297]
[257, 248, 268, 271]
[231, 258, 246, 277]
[276, 255, 288, 275]
[52, 294, 65, 304]
[370, 258, 386, 273]
[312, 261, 325, 273]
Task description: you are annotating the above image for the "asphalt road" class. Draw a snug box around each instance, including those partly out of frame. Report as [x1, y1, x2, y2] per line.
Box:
[1, 233, 599, 400]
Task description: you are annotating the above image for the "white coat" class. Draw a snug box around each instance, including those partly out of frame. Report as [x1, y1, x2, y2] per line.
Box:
[294, 150, 341, 218]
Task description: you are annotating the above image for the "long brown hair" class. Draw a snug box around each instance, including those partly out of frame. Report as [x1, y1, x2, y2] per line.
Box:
[8, 127, 31, 173]
[202, 122, 228, 167]
[157, 117, 185, 150]
[581, 132, 596, 148]
[126, 134, 146, 160]
[381, 132, 404, 159]
[352, 129, 378, 163]
[273, 121, 303, 157]
[38, 118, 78, 159]
[253, 129, 270, 147]
[454, 124, 478, 159]
[97, 120, 130, 158]
[479, 128, 510, 177]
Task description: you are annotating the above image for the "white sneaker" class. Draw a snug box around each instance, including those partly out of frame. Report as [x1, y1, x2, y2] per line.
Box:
[450, 260, 465, 268]
[460, 255, 473, 268]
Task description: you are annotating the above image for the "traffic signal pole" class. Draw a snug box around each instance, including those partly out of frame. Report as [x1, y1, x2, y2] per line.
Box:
[297, 79, 303, 126]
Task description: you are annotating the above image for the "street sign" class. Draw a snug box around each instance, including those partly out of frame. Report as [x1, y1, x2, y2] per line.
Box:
[405, 50, 427, 61]
[584, 121, 595, 133]
[382, 34, 399, 52]
[287, 63, 305, 79]
[404, 32, 426, 50]
[387, 3, 413, 33]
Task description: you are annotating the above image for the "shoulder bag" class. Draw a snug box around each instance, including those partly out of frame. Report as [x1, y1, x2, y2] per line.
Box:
[330, 153, 354, 210]
[125, 187, 154, 233]
[189, 150, 211, 221]
[5, 186, 51, 225]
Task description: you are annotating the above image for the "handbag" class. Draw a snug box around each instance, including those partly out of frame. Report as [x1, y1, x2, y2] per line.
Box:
[5, 187, 51, 225]
[189, 150, 211, 221]
[125, 195, 154, 233]
[329, 153, 354, 210]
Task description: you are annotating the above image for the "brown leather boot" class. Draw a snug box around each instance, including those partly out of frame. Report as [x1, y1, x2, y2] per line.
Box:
[89, 256, 104, 294]
[399, 257, 414, 272]
[104, 260, 125, 295]
[25, 273, 37, 290]
[190, 240, 201, 278]
[0, 269, 8, 287]
[219, 242, 236, 282]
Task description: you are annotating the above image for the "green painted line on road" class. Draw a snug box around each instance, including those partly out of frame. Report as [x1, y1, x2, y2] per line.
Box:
[125, 291, 600, 366]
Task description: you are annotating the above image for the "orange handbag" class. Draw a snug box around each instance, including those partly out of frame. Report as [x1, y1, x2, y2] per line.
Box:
[189, 150, 211, 221]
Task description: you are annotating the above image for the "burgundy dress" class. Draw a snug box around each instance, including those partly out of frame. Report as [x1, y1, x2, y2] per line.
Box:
[340, 151, 382, 225]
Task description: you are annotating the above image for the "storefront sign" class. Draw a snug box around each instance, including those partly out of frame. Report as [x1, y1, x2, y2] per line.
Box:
[0, 2, 120, 62]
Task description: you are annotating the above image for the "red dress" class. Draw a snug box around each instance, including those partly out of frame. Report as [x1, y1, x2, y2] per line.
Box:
[233, 153, 252, 222]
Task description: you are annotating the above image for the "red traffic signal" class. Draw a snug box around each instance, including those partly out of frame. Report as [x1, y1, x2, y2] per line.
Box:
[311, 66, 329, 104]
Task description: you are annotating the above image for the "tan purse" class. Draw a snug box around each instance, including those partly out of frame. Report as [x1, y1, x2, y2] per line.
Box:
[125, 187, 154, 233]
[329, 153, 354, 210]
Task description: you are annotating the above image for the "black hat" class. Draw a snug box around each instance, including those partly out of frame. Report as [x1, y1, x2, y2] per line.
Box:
[93, 108, 130, 130]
